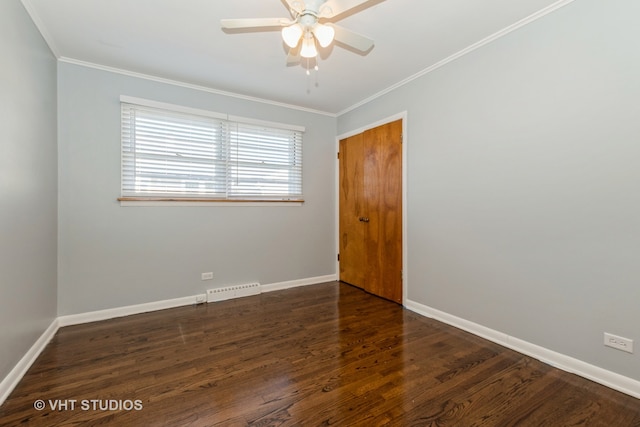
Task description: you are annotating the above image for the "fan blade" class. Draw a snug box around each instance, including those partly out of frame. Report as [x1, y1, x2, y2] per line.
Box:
[328, 23, 374, 52]
[283, 0, 305, 14]
[319, 0, 370, 18]
[221, 18, 290, 29]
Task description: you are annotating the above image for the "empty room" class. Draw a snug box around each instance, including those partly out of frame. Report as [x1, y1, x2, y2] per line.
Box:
[1, 0, 639, 425]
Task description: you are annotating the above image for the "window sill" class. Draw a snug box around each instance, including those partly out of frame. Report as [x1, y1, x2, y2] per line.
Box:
[118, 197, 305, 207]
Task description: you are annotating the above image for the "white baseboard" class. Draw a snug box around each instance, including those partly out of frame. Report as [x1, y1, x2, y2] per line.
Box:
[0, 319, 59, 406]
[261, 274, 337, 293]
[0, 275, 338, 406]
[56, 275, 338, 327]
[58, 274, 338, 327]
[405, 299, 640, 399]
[57, 295, 199, 327]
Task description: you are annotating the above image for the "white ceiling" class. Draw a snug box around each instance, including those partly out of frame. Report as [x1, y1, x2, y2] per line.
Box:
[22, 0, 568, 114]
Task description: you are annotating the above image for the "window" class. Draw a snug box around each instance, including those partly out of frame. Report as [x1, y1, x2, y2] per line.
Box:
[120, 97, 304, 201]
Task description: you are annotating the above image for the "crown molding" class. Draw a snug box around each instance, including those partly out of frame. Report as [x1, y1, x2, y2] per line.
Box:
[20, 0, 60, 57]
[21, 0, 334, 117]
[22, 0, 576, 118]
[337, 0, 577, 116]
[58, 56, 336, 117]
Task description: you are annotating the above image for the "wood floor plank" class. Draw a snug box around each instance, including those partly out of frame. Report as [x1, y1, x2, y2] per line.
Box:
[0, 282, 638, 426]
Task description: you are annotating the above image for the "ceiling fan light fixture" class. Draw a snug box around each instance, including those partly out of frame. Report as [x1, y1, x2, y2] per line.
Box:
[282, 23, 303, 48]
[312, 23, 335, 48]
[300, 35, 318, 58]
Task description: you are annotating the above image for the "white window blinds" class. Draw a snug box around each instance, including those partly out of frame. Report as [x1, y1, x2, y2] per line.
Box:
[228, 122, 303, 198]
[121, 101, 304, 200]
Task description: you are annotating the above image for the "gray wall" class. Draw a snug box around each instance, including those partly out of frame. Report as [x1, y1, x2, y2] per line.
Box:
[0, 1, 57, 380]
[339, 0, 640, 380]
[57, 63, 337, 315]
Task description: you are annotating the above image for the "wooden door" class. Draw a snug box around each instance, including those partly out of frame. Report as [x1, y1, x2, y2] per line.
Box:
[363, 119, 403, 303]
[339, 132, 365, 287]
[339, 119, 403, 304]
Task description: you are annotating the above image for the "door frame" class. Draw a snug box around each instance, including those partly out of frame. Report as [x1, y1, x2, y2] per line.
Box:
[335, 111, 408, 305]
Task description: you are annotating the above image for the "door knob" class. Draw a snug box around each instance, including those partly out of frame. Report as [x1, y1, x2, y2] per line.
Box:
[359, 217, 370, 223]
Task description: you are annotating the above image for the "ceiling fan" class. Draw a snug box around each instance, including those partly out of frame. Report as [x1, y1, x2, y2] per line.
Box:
[221, 0, 375, 64]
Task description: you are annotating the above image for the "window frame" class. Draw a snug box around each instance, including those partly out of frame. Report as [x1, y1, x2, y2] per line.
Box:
[119, 96, 305, 206]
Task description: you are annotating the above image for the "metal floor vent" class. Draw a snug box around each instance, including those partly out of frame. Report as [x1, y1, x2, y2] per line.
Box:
[207, 282, 261, 303]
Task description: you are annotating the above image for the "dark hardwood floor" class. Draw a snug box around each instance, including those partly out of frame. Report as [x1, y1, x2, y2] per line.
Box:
[1, 282, 638, 426]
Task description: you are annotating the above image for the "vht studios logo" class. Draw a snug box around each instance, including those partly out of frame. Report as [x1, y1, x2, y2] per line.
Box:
[34, 399, 143, 411]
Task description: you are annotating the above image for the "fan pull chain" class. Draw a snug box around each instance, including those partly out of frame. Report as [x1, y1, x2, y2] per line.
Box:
[305, 58, 320, 94]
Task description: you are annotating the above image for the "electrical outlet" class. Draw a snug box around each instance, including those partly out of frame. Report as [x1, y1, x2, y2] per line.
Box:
[201, 272, 213, 281]
[195, 294, 207, 304]
[604, 333, 634, 354]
